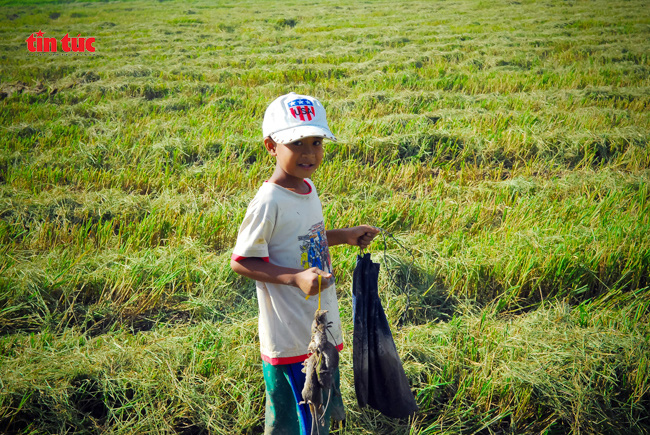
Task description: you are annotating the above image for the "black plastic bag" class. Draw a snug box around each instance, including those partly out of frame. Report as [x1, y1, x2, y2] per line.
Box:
[352, 253, 418, 418]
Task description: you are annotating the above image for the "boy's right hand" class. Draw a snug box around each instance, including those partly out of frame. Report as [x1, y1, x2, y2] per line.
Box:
[295, 267, 333, 296]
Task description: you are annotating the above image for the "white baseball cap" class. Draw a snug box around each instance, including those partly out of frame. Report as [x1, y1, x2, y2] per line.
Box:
[262, 92, 337, 144]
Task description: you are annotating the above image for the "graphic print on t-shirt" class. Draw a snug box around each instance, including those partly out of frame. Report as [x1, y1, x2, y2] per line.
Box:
[299, 221, 331, 272]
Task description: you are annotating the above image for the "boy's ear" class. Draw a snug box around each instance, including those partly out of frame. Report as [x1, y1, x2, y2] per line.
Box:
[264, 137, 278, 156]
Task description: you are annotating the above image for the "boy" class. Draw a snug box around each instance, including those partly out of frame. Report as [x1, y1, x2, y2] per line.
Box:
[230, 92, 378, 434]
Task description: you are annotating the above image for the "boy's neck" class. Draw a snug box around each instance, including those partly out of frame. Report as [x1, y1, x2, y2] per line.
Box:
[267, 168, 311, 194]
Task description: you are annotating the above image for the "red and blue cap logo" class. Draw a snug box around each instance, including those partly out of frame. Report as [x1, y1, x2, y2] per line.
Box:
[288, 99, 315, 121]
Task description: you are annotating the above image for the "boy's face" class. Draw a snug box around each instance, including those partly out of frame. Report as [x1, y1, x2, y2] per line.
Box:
[265, 136, 324, 180]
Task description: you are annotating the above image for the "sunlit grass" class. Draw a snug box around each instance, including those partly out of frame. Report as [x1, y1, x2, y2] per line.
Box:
[1, 0, 649, 432]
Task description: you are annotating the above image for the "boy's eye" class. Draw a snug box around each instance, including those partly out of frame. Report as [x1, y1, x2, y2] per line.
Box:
[288, 139, 322, 147]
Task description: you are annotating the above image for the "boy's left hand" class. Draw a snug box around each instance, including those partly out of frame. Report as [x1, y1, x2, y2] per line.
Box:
[345, 225, 380, 249]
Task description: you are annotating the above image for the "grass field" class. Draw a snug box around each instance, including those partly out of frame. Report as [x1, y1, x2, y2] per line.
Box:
[1, 0, 649, 433]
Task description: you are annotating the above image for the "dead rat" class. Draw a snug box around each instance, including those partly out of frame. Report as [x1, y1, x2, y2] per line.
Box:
[301, 309, 340, 434]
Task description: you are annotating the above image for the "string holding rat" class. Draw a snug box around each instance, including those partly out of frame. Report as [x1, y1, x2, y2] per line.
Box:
[301, 276, 340, 434]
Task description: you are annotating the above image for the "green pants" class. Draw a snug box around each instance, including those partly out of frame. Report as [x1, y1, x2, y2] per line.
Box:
[262, 360, 345, 435]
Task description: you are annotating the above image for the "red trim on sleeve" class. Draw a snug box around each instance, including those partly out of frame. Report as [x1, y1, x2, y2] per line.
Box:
[231, 254, 269, 263]
[261, 343, 344, 366]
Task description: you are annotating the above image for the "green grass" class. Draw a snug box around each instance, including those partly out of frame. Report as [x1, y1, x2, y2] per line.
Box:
[1, 0, 649, 433]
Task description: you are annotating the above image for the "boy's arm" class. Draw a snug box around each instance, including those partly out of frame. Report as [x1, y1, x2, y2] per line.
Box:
[326, 225, 379, 249]
[230, 257, 333, 296]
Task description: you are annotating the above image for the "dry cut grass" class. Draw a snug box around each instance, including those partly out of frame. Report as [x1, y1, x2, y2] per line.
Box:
[0, 0, 649, 433]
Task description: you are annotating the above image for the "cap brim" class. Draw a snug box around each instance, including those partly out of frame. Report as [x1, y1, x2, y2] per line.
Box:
[270, 126, 337, 144]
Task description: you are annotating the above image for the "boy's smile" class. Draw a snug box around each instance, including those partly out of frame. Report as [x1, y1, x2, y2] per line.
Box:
[265, 136, 324, 192]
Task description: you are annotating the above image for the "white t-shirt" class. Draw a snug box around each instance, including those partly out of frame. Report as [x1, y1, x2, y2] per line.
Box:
[232, 179, 343, 365]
